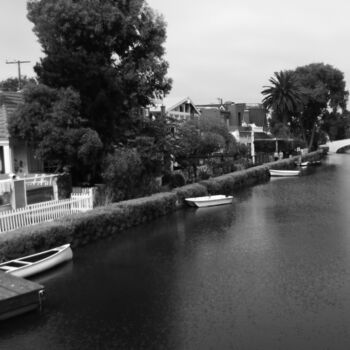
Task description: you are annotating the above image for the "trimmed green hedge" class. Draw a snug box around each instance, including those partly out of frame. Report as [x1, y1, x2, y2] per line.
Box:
[0, 192, 177, 261]
[199, 164, 270, 194]
[0, 150, 325, 261]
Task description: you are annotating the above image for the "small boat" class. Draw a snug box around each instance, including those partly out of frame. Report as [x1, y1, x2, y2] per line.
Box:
[185, 195, 233, 207]
[0, 244, 73, 278]
[269, 169, 301, 177]
[295, 161, 309, 167]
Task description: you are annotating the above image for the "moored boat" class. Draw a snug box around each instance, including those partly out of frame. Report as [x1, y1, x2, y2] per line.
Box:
[269, 169, 301, 177]
[0, 244, 73, 278]
[185, 195, 233, 207]
[294, 161, 309, 167]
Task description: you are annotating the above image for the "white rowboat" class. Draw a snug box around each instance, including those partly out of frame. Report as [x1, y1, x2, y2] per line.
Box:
[0, 244, 73, 278]
[294, 161, 309, 167]
[185, 195, 233, 207]
[269, 169, 301, 177]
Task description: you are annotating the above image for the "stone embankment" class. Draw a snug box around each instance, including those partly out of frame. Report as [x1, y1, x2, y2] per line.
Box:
[0, 150, 325, 261]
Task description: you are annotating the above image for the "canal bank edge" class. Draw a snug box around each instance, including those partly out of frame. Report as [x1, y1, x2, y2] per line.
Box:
[0, 150, 325, 261]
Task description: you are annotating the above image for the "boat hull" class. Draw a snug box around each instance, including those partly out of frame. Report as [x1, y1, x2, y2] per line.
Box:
[0, 244, 73, 278]
[185, 195, 233, 207]
[269, 169, 300, 177]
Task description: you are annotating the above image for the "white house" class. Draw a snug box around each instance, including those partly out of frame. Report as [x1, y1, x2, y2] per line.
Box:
[149, 96, 201, 121]
[0, 91, 43, 176]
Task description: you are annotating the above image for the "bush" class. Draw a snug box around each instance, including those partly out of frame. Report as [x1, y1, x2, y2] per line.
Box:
[57, 172, 72, 199]
[172, 183, 207, 205]
[162, 171, 186, 188]
[200, 166, 270, 195]
[101, 148, 144, 201]
[170, 172, 186, 188]
[101, 147, 163, 202]
[198, 168, 211, 180]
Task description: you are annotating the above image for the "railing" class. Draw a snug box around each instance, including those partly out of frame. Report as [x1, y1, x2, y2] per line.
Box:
[0, 174, 58, 195]
[24, 174, 57, 187]
[0, 189, 94, 233]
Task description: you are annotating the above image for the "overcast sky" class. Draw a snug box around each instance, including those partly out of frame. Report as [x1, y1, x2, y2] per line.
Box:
[1, 0, 350, 105]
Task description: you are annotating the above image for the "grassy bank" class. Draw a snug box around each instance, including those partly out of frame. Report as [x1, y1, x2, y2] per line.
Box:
[0, 150, 325, 261]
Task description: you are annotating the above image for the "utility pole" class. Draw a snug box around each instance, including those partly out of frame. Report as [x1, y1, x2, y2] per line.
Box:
[5, 60, 30, 90]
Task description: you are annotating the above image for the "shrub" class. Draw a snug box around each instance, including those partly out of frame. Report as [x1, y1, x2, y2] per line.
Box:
[172, 183, 207, 205]
[162, 171, 186, 188]
[198, 168, 211, 180]
[170, 172, 186, 188]
[0, 220, 74, 261]
[101, 147, 163, 202]
[102, 148, 144, 201]
[57, 172, 72, 199]
[199, 166, 270, 195]
[161, 172, 172, 186]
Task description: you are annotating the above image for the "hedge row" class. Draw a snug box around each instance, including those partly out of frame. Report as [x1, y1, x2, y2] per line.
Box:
[0, 192, 177, 261]
[0, 150, 325, 261]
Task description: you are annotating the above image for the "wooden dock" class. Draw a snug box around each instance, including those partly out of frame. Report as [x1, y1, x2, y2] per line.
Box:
[0, 271, 44, 320]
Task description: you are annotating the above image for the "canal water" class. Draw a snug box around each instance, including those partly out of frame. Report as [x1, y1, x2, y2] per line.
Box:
[1, 154, 350, 349]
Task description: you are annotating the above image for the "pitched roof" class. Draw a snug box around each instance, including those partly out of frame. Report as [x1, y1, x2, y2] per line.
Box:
[150, 96, 201, 115]
[0, 91, 24, 140]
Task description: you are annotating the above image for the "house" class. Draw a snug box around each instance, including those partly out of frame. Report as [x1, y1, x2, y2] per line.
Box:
[196, 101, 267, 132]
[0, 91, 43, 175]
[197, 101, 242, 131]
[197, 100, 273, 164]
[149, 96, 201, 121]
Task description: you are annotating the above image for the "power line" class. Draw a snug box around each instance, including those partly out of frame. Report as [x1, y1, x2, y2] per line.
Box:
[5, 60, 31, 90]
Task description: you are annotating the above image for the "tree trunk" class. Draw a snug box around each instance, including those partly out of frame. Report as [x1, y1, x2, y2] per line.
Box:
[308, 123, 316, 151]
[300, 124, 307, 145]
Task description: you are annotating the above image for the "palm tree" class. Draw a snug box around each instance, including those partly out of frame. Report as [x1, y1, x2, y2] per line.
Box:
[261, 70, 303, 125]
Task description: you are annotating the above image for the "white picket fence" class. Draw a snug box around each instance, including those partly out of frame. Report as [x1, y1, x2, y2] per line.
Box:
[0, 189, 94, 233]
[71, 189, 94, 211]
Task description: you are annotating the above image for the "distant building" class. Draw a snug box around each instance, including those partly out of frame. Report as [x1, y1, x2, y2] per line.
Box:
[242, 103, 268, 129]
[149, 96, 200, 121]
[196, 101, 272, 159]
[196, 101, 267, 132]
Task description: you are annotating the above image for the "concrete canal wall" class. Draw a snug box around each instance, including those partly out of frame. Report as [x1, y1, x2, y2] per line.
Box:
[0, 150, 325, 261]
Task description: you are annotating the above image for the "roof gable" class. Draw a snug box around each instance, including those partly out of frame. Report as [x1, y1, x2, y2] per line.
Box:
[150, 96, 201, 115]
[166, 97, 200, 115]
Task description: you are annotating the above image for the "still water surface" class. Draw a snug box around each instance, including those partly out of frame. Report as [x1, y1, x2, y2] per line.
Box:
[1, 154, 350, 349]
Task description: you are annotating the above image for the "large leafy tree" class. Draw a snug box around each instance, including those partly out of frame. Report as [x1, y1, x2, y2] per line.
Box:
[262, 64, 349, 150]
[27, 0, 172, 147]
[322, 110, 350, 141]
[8, 84, 103, 181]
[171, 120, 236, 161]
[294, 63, 348, 149]
[261, 70, 303, 124]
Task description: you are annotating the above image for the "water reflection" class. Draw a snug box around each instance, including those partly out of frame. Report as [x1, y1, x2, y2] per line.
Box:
[32, 260, 74, 285]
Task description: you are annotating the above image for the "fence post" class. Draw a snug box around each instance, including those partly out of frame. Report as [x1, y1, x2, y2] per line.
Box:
[53, 177, 59, 200]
